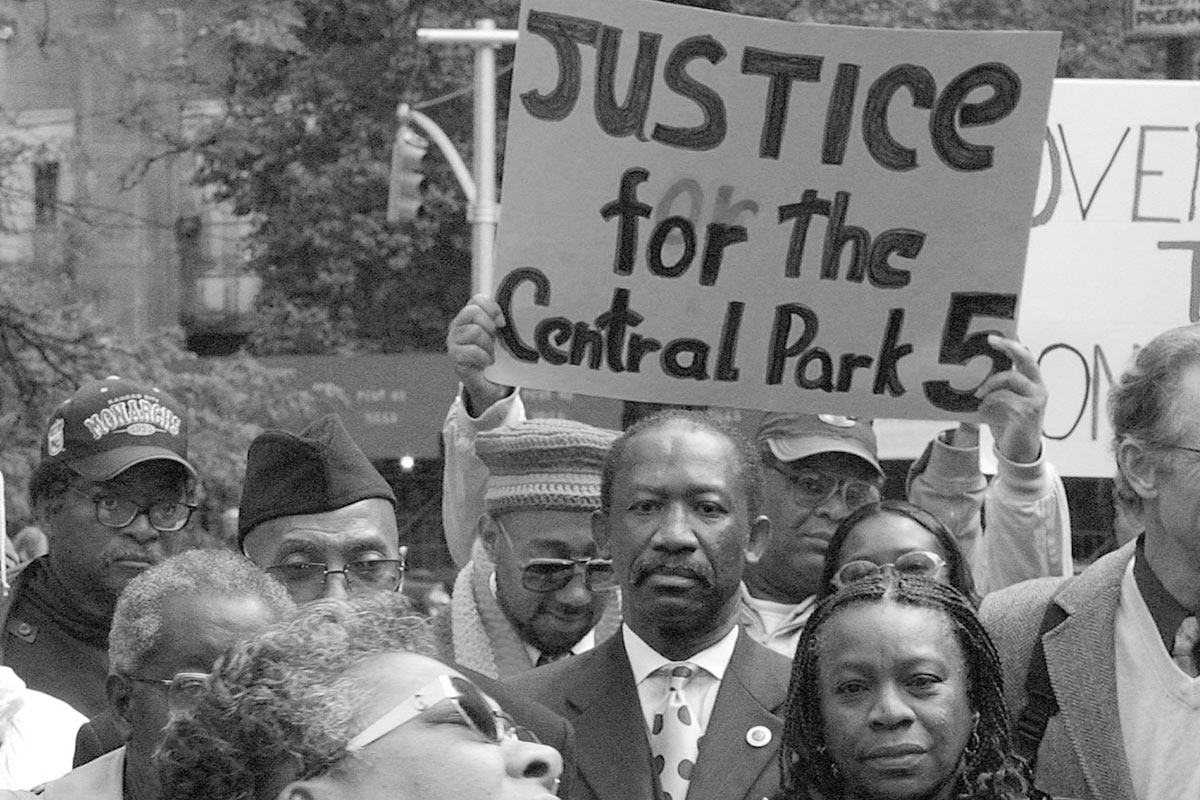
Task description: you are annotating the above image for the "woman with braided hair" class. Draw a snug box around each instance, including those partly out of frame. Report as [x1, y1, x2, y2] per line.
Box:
[777, 574, 1052, 800]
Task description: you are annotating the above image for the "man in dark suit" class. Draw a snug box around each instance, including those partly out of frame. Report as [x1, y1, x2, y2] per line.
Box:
[508, 410, 790, 800]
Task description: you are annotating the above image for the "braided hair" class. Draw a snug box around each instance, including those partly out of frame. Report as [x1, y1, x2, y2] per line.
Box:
[817, 499, 980, 607]
[778, 575, 1045, 800]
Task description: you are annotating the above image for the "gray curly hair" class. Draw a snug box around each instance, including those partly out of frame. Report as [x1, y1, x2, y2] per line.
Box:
[1108, 323, 1200, 516]
[155, 591, 434, 800]
[109, 548, 295, 676]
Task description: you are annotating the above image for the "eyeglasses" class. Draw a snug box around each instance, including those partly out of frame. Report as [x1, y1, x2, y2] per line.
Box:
[69, 486, 195, 532]
[769, 465, 881, 511]
[347, 675, 535, 753]
[265, 550, 406, 603]
[831, 550, 948, 589]
[495, 520, 616, 593]
[1147, 441, 1200, 458]
[521, 557, 616, 593]
[125, 671, 209, 711]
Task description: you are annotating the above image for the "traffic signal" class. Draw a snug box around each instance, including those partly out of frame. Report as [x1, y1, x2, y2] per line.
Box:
[387, 124, 429, 223]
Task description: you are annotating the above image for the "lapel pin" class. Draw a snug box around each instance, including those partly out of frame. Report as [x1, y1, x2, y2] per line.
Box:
[746, 725, 771, 747]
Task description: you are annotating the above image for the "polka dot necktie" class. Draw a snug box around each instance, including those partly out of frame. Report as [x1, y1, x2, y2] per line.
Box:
[1173, 616, 1200, 678]
[650, 663, 700, 800]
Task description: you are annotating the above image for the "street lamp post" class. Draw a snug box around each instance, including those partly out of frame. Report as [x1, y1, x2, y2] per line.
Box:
[415, 21, 518, 295]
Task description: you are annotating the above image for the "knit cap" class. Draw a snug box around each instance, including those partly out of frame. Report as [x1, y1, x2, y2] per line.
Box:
[476, 418, 620, 515]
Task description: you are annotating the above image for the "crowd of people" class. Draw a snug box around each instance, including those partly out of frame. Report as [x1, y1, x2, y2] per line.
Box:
[0, 291, 1194, 800]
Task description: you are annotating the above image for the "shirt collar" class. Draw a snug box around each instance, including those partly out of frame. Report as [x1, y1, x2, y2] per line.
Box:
[740, 582, 816, 619]
[1133, 533, 1193, 652]
[623, 622, 739, 685]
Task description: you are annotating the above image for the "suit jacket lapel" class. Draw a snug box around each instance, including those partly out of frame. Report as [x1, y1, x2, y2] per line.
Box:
[565, 636, 657, 800]
[687, 632, 789, 800]
[1043, 547, 1135, 800]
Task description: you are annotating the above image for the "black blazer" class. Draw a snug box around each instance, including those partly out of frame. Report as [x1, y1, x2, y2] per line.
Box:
[506, 629, 791, 800]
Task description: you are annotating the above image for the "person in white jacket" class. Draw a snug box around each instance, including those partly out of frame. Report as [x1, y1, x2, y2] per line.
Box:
[0, 666, 85, 790]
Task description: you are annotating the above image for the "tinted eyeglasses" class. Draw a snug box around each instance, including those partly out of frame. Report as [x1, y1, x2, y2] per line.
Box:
[69, 486, 195, 532]
[496, 520, 615, 593]
[769, 465, 881, 511]
[521, 557, 616, 593]
[265, 549, 406, 603]
[125, 671, 209, 711]
[347, 674, 536, 753]
[831, 550, 948, 589]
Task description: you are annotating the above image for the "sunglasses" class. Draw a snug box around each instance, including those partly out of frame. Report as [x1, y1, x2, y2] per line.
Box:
[495, 520, 616, 593]
[521, 557, 616, 593]
[347, 675, 536, 753]
[831, 550, 947, 589]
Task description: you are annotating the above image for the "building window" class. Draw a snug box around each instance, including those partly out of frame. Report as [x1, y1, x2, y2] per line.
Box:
[34, 161, 59, 226]
[175, 214, 203, 274]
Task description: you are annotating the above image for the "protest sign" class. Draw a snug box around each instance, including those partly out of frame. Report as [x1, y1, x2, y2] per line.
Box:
[979, 78, 1200, 478]
[489, 0, 1060, 420]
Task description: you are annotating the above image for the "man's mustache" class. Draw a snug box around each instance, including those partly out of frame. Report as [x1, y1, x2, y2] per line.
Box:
[104, 548, 162, 565]
[629, 560, 712, 586]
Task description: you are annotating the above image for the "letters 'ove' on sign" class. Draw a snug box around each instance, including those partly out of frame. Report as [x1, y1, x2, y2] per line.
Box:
[489, 0, 1061, 420]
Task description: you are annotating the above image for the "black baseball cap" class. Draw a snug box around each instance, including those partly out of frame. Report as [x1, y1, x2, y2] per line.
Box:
[41, 377, 196, 482]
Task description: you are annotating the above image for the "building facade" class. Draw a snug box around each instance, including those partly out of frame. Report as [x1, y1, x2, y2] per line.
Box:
[0, 0, 255, 347]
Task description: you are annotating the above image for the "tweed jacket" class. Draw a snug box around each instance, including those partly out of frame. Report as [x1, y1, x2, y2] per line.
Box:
[505, 627, 791, 800]
[980, 541, 1137, 800]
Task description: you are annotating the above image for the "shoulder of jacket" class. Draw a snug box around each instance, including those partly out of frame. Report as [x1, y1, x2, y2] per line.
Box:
[0, 565, 33, 655]
[980, 576, 1066, 618]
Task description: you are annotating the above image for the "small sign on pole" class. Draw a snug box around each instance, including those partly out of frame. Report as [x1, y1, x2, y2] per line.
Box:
[1124, 0, 1200, 40]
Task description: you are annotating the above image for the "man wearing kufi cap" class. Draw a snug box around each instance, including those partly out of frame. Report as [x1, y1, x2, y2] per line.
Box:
[0, 377, 197, 716]
[743, 336, 1071, 656]
[434, 418, 622, 680]
[239, 415, 406, 605]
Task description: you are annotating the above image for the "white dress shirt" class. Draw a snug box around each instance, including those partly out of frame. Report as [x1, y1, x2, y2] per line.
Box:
[623, 623, 739, 734]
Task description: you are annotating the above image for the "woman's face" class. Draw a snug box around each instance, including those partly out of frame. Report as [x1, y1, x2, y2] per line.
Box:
[833, 513, 949, 586]
[307, 652, 562, 800]
[817, 601, 977, 800]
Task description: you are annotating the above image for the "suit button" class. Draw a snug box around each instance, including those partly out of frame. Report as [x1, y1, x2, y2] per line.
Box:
[746, 726, 771, 747]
